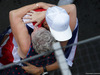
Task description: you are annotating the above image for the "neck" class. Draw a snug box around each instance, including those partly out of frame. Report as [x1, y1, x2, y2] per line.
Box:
[60, 41, 68, 51]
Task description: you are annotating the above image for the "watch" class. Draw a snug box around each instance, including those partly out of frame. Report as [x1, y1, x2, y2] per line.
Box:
[42, 66, 49, 75]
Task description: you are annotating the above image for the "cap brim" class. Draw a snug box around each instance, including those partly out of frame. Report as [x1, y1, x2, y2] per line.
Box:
[50, 25, 72, 41]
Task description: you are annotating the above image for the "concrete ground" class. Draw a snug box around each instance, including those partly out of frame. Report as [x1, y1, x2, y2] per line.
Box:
[0, 0, 100, 75]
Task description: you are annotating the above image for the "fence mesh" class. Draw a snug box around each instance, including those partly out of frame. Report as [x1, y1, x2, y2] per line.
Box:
[0, 35, 100, 75]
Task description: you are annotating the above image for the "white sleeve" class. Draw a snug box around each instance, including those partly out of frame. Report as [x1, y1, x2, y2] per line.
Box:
[23, 15, 34, 29]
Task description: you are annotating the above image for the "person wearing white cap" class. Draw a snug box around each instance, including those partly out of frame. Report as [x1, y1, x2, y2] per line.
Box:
[6, 2, 78, 75]
[46, 6, 72, 41]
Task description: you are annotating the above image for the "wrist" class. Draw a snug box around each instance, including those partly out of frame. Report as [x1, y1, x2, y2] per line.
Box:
[43, 66, 47, 72]
[35, 3, 40, 9]
[42, 66, 49, 75]
[39, 66, 48, 74]
[39, 67, 44, 74]
[41, 11, 46, 18]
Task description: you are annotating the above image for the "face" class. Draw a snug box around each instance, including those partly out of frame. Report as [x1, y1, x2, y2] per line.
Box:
[31, 27, 45, 38]
[31, 21, 50, 39]
[43, 20, 50, 30]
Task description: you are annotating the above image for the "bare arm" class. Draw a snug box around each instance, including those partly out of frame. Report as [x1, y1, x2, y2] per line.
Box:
[24, 4, 77, 31]
[22, 61, 59, 75]
[45, 61, 59, 72]
[9, 3, 40, 58]
[60, 4, 77, 31]
[37, 2, 56, 9]
[23, 2, 55, 26]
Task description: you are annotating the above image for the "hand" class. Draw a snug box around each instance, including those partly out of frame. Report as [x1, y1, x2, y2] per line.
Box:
[22, 62, 41, 75]
[23, 10, 46, 26]
[38, 2, 56, 9]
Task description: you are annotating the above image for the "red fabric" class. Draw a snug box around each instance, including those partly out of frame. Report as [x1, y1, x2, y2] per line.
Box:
[0, 33, 14, 65]
[32, 9, 46, 27]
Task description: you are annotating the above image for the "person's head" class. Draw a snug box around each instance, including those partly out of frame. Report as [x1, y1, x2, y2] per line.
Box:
[31, 27, 56, 54]
[44, 6, 72, 42]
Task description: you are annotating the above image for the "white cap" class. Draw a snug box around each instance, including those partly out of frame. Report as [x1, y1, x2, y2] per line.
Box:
[46, 6, 72, 41]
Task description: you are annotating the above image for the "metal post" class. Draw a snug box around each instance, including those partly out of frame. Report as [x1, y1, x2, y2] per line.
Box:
[52, 42, 72, 75]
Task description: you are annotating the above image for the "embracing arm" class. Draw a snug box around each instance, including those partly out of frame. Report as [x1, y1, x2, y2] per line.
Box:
[37, 2, 56, 9]
[60, 4, 77, 31]
[22, 61, 59, 75]
[41, 61, 59, 73]
[40, 4, 77, 31]
[9, 3, 39, 58]
[23, 2, 55, 26]
[25, 3, 77, 30]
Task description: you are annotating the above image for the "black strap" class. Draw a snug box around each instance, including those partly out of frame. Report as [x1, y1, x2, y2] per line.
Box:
[43, 66, 47, 72]
[42, 66, 49, 75]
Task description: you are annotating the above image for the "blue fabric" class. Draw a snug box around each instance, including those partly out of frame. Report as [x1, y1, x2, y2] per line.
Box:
[26, 44, 56, 67]
[26, 25, 33, 35]
[0, 26, 10, 44]
[64, 25, 79, 58]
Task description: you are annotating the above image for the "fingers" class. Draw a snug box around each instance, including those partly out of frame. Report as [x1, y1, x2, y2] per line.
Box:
[34, 26, 39, 31]
[22, 66, 28, 70]
[24, 20, 36, 24]
[27, 10, 35, 15]
[47, 4, 56, 7]
[22, 62, 31, 70]
[23, 10, 43, 26]
[34, 22, 40, 26]
[26, 13, 33, 16]
[22, 62, 32, 70]
[23, 16, 32, 19]
[22, 62, 35, 71]
[23, 62, 31, 66]
[30, 10, 35, 13]
[26, 11, 35, 15]
[22, 66, 31, 73]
